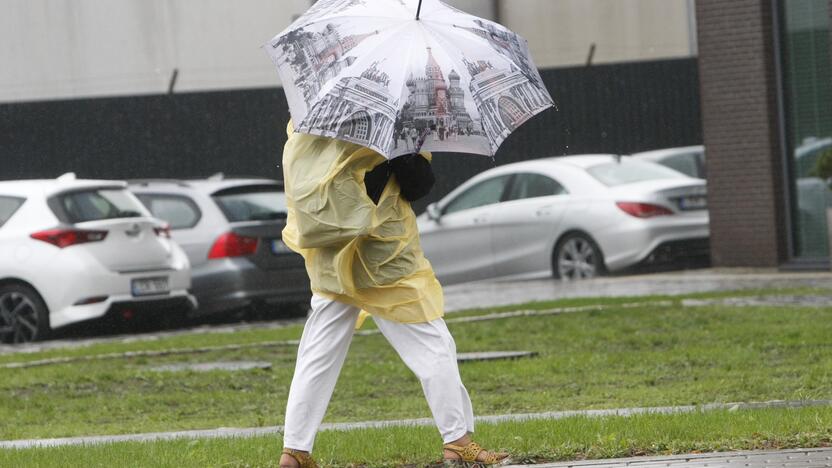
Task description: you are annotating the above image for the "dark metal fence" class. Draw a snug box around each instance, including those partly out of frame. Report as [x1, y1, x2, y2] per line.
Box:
[0, 58, 702, 212]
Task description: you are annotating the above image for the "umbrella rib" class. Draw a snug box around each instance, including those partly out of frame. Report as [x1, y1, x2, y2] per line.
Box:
[416, 0, 423, 20]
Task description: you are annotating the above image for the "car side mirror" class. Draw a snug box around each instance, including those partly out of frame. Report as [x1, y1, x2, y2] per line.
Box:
[426, 203, 442, 222]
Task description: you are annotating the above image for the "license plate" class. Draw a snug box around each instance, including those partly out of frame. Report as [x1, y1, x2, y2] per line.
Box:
[271, 239, 292, 255]
[131, 277, 170, 297]
[678, 195, 708, 211]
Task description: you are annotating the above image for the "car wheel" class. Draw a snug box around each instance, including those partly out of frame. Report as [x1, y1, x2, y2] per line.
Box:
[554, 233, 605, 280]
[0, 284, 51, 344]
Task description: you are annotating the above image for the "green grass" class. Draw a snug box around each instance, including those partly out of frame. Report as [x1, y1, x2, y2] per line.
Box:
[2, 286, 822, 366]
[2, 288, 832, 467]
[1, 288, 831, 442]
[2, 406, 831, 467]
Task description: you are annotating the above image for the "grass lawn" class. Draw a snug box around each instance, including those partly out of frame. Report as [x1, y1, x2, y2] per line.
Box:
[1, 288, 831, 466]
[2, 407, 831, 467]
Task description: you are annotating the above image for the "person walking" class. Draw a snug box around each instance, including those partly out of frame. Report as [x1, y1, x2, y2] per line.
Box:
[409, 126, 419, 148]
[278, 121, 509, 468]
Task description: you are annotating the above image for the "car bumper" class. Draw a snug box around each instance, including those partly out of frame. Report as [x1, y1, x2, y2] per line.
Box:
[638, 237, 711, 267]
[596, 213, 710, 272]
[190, 257, 311, 316]
[50, 289, 197, 330]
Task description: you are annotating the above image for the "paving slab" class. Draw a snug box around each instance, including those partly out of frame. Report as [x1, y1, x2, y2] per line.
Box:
[147, 361, 272, 373]
[514, 447, 832, 467]
[457, 351, 538, 362]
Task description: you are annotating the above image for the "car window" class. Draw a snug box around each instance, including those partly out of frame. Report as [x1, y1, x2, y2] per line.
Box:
[136, 194, 202, 230]
[698, 153, 708, 179]
[443, 175, 510, 215]
[587, 160, 687, 187]
[212, 185, 287, 222]
[506, 173, 567, 201]
[661, 153, 700, 178]
[0, 196, 25, 227]
[57, 189, 147, 223]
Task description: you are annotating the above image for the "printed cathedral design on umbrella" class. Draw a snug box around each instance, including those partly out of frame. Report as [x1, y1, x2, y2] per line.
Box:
[266, 0, 555, 159]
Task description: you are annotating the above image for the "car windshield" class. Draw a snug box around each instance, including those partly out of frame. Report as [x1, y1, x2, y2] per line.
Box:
[58, 189, 146, 223]
[587, 160, 688, 186]
[212, 186, 287, 222]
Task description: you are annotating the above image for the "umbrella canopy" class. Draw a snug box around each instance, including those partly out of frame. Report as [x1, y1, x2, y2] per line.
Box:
[266, 0, 555, 159]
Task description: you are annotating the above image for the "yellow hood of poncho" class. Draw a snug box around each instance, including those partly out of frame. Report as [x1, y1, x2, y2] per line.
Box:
[281, 122, 444, 324]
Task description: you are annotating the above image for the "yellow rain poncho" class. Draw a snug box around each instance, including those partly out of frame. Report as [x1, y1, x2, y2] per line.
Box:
[281, 122, 444, 324]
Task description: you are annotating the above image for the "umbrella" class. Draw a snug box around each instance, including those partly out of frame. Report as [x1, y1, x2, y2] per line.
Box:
[265, 0, 555, 159]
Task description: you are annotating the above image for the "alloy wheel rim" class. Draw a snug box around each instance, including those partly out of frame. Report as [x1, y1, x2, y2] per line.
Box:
[0, 292, 39, 344]
[558, 238, 597, 280]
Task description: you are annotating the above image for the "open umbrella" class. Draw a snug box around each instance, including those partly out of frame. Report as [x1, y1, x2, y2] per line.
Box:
[265, 0, 554, 159]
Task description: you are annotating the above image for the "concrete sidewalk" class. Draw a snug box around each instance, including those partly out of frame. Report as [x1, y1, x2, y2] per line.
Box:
[515, 447, 832, 467]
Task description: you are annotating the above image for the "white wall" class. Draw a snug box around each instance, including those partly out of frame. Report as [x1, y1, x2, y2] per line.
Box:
[500, 0, 696, 68]
[0, 0, 695, 104]
[0, 0, 311, 103]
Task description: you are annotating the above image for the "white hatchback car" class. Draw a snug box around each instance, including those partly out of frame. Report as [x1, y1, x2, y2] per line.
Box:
[0, 175, 195, 344]
[418, 155, 710, 285]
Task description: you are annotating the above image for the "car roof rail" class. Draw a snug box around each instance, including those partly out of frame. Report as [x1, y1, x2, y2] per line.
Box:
[197, 173, 278, 182]
[127, 178, 192, 188]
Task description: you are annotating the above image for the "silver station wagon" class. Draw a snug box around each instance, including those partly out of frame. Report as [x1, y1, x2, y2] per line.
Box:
[129, 176, 311, 318]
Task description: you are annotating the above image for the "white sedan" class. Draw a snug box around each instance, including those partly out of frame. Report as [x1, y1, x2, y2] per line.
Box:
[418, 155, 710, 285]
[0, 174, 195, 344]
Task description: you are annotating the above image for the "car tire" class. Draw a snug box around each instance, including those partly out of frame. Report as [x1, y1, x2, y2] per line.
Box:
[0, 284, 51, 344]
[553, 233, 605, 281]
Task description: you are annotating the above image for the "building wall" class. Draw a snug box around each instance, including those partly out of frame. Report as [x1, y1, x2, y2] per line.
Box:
[0, 59, 703, 215]
[0, 0, 311, 103]
[695, 0, 789, 267]
[0, 0, 695, 104]
[501, 0, 696, 68]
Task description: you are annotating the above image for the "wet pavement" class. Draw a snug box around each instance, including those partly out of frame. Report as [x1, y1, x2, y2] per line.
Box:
[442, 268, 832, 312]
[517, 448, 832, 468]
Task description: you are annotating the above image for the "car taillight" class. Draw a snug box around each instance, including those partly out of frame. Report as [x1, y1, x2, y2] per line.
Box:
[208, 232, 258, 259]
[154, 225, 171, 239]
[616, 202, 674, 219]
[30, 229, 108, 248]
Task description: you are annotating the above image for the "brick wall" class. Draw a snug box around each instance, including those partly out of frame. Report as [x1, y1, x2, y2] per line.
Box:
[696, 0, 789, 267]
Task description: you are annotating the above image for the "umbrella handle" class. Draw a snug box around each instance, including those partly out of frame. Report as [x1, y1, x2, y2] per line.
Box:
[416, 0, 423, 20]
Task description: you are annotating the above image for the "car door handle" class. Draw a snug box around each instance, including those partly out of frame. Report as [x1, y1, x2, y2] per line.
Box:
[473, 216, 489, 224]
[535, 207, 553, 216]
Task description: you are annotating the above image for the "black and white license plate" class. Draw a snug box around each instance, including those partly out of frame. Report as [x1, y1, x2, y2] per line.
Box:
[271, 239, 293, 255]
[678, 195, 708, 211]
[131, 277, 170, 297]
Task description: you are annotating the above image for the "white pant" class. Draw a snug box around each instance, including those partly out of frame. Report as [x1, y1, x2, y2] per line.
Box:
[283, 295, 475, 452]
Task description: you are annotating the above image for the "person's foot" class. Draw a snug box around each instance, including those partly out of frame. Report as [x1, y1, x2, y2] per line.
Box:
[443, 435, 509, 466]
[280, 449, 316, 468]
[280, 453, 300, 468]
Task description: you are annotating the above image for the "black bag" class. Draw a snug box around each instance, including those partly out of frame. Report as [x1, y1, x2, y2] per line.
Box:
[364, 154, 435, 204]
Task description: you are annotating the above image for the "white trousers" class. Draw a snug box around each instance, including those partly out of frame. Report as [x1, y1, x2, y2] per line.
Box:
[283, 294, 475, 452]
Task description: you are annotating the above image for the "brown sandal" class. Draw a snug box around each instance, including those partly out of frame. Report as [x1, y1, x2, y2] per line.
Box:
[443, 441, 510, 467]
[281, 448, 318, 468]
